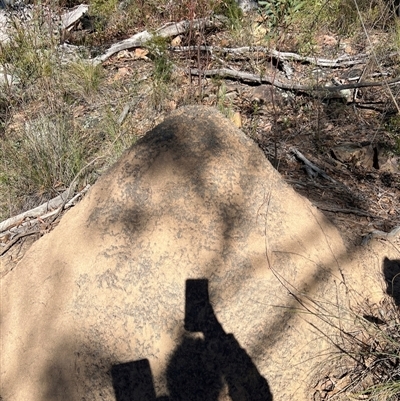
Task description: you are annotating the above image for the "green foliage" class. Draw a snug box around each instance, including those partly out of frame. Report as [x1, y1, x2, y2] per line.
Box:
[146, 36, 173, 108]
[89, 0, 118, 20]
[259, 0, 305, 30]
[394, 136, 400, 156]
[393, 19, 400, 48]
[214, 0, 243, 31]
[62, 61, 104, 101]
[386, 114, 400, 131]
[295, 287, 400, 401]
[0, 21, 58, 87]
[348, 301, 400, 401]
[216, 82, 234, 119]
[293, 0, 399, 38]
[385, 115, 400, 155]
[147, 36, 173, 83]
[0, 93, 8, 136]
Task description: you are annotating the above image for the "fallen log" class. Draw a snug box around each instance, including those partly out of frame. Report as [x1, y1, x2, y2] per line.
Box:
[290, 147, 336, 182]
[171, 45, 370, 67]
[94, 16, 223, 63]
[61, 4, 89, 31]
[0, 185, 90, 256]
[0, 188, 74, 233]
[189, 67, 400, 94]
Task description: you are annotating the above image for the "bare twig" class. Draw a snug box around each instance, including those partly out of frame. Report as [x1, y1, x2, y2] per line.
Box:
[117, 104, 130, 125]
[48, 158, 100, 225]
[313, 203, 376, 218]
[2, 183, 89, 235]
[0, 229, 41, 257]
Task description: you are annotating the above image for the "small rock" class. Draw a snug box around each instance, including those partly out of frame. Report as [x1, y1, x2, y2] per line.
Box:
[235, 0, 258, 12]
[0, 69, 16, 86]
[113, 67, 131, 80]
[322, 35, 338, 47]
[134, 48, 149, 60]
[171, 35, 182, 47]
[231, 111, 242, 127]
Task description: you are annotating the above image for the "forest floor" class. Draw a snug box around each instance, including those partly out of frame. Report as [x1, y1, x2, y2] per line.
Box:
[1, 1, 400, 251]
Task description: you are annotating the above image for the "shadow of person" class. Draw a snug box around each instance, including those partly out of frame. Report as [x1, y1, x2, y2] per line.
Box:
[111, 359, 157, 401]
[166, 335, 224, 401]
[383, 257, 400, 306]
[111, 279, 273, 401]
[166, 279, 273, 401]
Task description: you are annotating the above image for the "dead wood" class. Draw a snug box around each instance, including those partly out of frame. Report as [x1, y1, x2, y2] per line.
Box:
[291, 147, 336, 182]
[94, 16, 223, 63]
[61, 4, 89, 31]
[0, 188, 73, 233]
[189, 67, 400, 94]
[362, 226, 400, 245]
[47, 183, 90, 225]
[0, 185, 90, 258]
[0, 184, 89, 236]
[91, 17, 400, 99]
[0, 230, 41, 257]
[171, 45, 369, 67]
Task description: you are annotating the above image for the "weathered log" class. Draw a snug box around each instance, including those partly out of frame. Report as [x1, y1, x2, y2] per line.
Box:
[61, 4, 89, 31]
[189, 67, 400, 94]
[94, 16, 223, 63]
[171, 45, 370, 67]
[0, 187, 75, 233]
[291, 147, 336, 182]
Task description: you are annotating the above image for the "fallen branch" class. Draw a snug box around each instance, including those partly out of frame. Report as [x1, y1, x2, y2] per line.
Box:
[0, 187, 74, 233]
[47, 183, 90, 222]
[48, 156, 101, 225]
[172, 45, 369, 67]
[189, 68, 400, 94]
[0, 184, 90, 237]
[362, 226, 400, 246]
[313, 203, 376, 218]
[94, 16, 223, 64]
[0, 185, 90, 250]
[291, 148, 336, 182]
[0, 230, 41, 257]
[61, 4, 89, 31]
